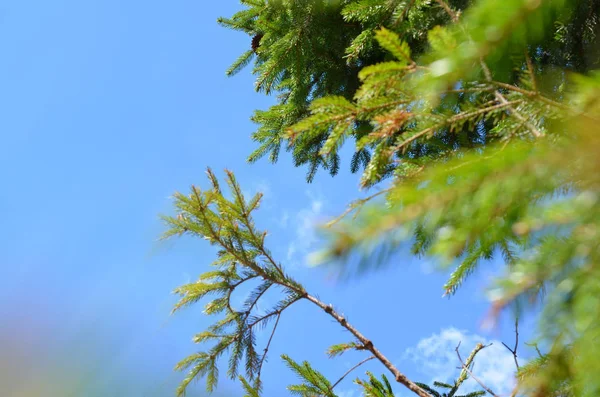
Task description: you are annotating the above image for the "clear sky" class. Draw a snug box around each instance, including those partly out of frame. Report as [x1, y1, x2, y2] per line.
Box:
[0, 1, 537, 397]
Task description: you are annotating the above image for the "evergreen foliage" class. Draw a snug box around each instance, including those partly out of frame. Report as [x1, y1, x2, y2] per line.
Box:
[163, 0, 600, 396]
[163, 170, 483, 397]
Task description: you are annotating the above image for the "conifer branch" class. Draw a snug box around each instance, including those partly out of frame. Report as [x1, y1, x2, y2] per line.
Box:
[166, 171, 435, 396]
[490, 81, 577, 113]
[493, 90, 543, 138]
[393, 100, 524, 151]
[436, 0, 544, 138]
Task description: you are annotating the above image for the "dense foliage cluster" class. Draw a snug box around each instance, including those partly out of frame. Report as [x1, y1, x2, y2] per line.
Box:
[163, 1, 600, 396]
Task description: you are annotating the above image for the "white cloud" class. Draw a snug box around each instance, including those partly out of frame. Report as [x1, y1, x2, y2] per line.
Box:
[285, 190, 327, 266]
[402, 327, 518, 396]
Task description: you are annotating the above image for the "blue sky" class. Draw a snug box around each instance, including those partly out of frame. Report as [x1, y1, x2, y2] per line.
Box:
[0, 1, 538, 396]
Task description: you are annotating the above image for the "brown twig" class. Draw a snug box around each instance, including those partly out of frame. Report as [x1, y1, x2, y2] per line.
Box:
[303, 295, 432, 397]
[331, 356, 376, 390]
[501, 317, 520, 370]
[256, 313, 281, 381]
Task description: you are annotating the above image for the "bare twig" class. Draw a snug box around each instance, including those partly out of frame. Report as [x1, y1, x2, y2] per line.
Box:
[256, 313, 281, 381]
[456, 342, 499, 397]
[303, 295, 432, 397]
[455, 341, 487, 389]
[501, 317, 520, 370]
[331, 356, 376, 390]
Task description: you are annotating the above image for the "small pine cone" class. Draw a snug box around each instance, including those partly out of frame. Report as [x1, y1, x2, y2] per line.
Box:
[251, 33, 263, 52]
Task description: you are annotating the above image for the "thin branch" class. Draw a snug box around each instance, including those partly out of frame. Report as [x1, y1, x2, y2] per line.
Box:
[455, 342, 499, 397]
[524, 48, 538, 92]
[256, 313, 281, 381]
[248, 296, 302, 328]
[326, 188, 392, 227]
[232, 275, 260, 288]
[331, 356, 376, 390]
[227, 274, 261, 313]
[455, 341, 488, 389]
[435, 0, 459, 22]
[394, 100, 524, 151]
[501, 317, 520, 370]
[490, 81, 578, 114]
[245, 282, 272, 315]
[303, 295, 432, 397]
[480, 59, 544, 138]
[493, 90, 543, 138]
[397, 0, 417, 27]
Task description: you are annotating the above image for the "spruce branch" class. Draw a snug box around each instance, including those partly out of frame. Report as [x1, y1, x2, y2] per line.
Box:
[393, 100, 524, 152]
[165, 170, 433, 397]
[433, 0, 545, 138]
